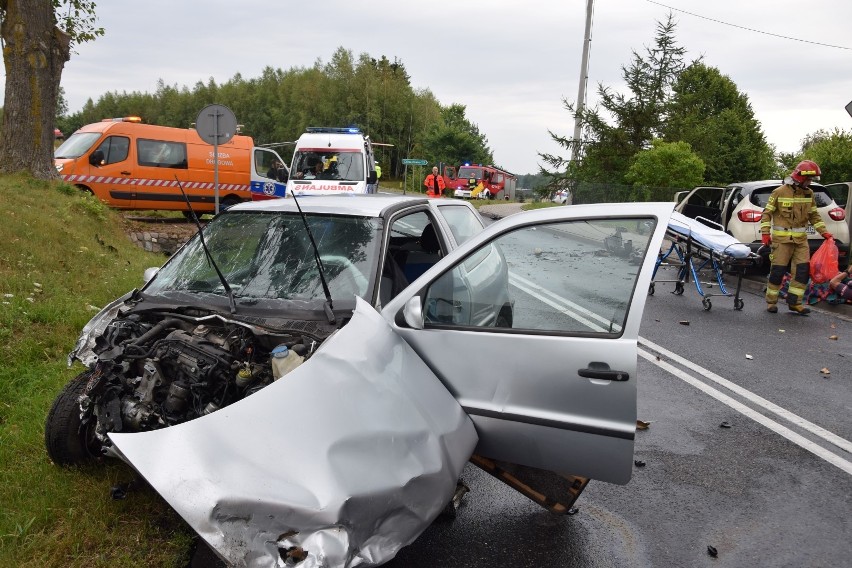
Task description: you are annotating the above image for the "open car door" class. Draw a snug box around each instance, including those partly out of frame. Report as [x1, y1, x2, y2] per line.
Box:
[383, 202, 673, 484]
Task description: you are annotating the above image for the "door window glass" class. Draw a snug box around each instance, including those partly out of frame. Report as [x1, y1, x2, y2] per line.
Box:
[95, 136, 129, 165]
[437, 205, 483, 245]
[137, 139, 188, 168]
[424, 217, 657, 335]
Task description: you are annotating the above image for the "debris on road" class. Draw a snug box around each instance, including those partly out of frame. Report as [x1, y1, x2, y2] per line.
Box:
[636, 420, 652, 430]
[679, 320, 690, 326]
[745, 354, 753, 360]
[634, 460, 646, 467]
[820, 367, 831, 376]
[829, 335, 838, 340]
[707, 545, 718, 557]
[720, 421, 732, 429]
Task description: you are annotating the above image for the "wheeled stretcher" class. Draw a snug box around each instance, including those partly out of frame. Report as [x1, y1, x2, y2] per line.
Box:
[650, 212, 760, 311]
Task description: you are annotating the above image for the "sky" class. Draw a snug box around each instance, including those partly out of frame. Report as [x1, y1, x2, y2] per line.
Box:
[10, 0, 852, 175]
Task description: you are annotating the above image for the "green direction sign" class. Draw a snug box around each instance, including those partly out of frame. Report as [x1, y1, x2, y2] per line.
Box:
[401, 158, 428, 166]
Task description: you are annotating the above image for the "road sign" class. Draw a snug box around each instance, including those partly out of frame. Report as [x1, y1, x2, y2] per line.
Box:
[195, 104, 238, 213]
[402, 158, 428, 166]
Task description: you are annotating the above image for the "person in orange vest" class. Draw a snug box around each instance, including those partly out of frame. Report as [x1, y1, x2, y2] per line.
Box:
[424, 166, 446, 198]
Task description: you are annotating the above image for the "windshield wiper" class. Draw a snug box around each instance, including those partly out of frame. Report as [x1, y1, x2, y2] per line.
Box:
[291, 195, 336, 324]
[174, 176, 237, 314]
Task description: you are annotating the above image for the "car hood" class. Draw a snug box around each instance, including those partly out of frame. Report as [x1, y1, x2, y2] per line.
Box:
[110, 297, 478, 567]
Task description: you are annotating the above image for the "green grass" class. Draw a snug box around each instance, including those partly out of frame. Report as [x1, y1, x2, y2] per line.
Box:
[0, 175, 193, 567]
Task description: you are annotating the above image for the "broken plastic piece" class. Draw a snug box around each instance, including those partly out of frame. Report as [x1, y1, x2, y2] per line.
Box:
[719, 421, 732, 429]
[636, 420, 651, 430]
[707, 545, 718, 557]
[678, 320, 690, 326]
[634, 460, 646, 468]
[745, 354, 753, 360]
[567, 507, 580, 516]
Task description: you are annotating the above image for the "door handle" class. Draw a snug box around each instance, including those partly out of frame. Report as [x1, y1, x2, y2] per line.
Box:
[120, 170, 131, 175]
[578, 362, 629, 382]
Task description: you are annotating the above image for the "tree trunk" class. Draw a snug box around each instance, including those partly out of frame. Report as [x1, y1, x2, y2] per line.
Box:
[0, 0, 70, 178]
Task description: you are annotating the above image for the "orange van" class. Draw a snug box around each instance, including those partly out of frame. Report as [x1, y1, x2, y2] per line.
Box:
[54, 117, 288, 213]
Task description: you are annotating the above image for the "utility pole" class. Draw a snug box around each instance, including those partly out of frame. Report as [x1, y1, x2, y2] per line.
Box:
[571, 0, 594, 164]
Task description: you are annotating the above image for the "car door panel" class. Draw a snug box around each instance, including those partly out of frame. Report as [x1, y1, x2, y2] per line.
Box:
[383, 202, 673, 484]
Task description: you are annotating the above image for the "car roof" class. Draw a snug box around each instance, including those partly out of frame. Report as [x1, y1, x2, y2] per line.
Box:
[228, 193, 432, 218]
[728, 180, 827, 193]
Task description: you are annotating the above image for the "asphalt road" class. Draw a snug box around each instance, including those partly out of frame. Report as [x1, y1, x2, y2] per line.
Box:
[386, 270, 852, 568]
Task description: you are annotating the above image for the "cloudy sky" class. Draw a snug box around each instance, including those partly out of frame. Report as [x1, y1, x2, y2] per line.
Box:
[14, 0, 852, 174]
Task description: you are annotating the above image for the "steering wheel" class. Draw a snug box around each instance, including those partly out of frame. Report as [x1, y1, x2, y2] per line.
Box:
[319, 255, 369, 296]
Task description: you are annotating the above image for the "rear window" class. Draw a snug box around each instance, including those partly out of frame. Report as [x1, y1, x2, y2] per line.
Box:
[749, 186, 833, 208]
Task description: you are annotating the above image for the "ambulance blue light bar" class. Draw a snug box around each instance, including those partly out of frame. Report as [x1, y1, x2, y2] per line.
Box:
[305, 127, 362, 134]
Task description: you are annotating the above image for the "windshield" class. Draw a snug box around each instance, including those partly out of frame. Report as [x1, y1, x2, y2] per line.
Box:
[456, 167, 483, 180]
[291, 150, 364, 182]
[145, 211, 382, 309]
[54, 132, 102, 159]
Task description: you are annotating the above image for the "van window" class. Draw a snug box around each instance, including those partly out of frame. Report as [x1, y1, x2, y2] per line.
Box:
[291, 150, 364, 182]
[137, 139, 188, 169]
[95, 136, 130, 165]
[54, 132, 102, 159]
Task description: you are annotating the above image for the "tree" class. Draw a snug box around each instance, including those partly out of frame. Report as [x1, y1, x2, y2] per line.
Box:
[0, 0, 103, 178]
[798, 128, 852, 184]
[420, 103, 493, 168]
[625, 139, 705, 192]
[541, 14, 688, 187]
[663, 63, 774, 184]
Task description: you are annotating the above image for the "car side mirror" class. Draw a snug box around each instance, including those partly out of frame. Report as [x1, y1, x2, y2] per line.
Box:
[143, 267, 159, 284]
[89, 150, 105, 167]
[402, 296, 424, 329]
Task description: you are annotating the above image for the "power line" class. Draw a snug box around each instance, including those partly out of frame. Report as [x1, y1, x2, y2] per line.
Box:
[646, 0, 852, 51]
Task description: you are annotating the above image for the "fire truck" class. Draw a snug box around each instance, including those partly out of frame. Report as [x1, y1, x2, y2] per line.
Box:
[446, 163, 517, 200]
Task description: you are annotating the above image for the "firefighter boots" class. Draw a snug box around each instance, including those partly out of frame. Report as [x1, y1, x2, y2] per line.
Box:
[766, 303, 778, 313]
[788, 304, 811, 315]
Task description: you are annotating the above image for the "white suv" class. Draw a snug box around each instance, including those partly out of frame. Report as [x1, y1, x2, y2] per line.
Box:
[676, 180, 849, 267]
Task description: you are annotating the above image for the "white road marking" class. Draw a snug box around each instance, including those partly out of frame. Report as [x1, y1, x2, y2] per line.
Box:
[639, 337, 852, 456]
[639, 349, 852, 476]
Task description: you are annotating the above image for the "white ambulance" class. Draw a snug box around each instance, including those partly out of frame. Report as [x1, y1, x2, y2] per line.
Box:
[288, 127, 378, 196]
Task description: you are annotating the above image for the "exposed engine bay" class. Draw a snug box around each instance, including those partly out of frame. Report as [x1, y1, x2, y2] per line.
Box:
[74, 309, 329, 457]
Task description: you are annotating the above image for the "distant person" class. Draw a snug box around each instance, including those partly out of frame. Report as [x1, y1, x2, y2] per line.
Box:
[424, 166, 446, 198]
[828, 265, 852, 301]
[266, 160, 287, 182]
[304, 162, 323, 180]
[375, 162, 382, 187]
[761, 160, 831, 315]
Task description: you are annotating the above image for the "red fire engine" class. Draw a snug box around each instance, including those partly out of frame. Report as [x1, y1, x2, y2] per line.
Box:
[443, 163, 517, 200]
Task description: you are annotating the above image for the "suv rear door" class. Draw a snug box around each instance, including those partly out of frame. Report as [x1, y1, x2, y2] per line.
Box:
[383, 202, 673, 484]
[675, 186, 726, 228]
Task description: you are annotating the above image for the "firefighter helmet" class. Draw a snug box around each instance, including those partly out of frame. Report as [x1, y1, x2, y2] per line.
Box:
[791, 160, 821, 184]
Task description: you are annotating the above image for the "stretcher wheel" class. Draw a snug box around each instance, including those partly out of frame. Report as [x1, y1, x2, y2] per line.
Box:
[649, 283, 655, 296]
[674, 282, 685, 295]
[702, 298, 712, 311]
[734, 298, 744, 311]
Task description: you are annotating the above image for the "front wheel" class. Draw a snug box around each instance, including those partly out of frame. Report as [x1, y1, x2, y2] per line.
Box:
[44, 371, 103, 466]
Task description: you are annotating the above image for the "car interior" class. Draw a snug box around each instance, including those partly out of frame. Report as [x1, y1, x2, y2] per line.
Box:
[379, 219, 444, 306]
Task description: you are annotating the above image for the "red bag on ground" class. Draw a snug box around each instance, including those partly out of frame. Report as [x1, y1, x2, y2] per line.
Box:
[810, 236, 839, 284]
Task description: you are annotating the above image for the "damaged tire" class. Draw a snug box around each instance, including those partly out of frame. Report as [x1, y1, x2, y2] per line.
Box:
[45, 371, 103, 465]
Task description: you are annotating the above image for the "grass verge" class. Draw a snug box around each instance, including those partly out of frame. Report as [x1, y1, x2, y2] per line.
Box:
[0, 174, 193, 567]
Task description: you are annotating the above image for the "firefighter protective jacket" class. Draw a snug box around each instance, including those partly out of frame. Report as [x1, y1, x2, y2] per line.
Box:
[759, 183, 826, 242]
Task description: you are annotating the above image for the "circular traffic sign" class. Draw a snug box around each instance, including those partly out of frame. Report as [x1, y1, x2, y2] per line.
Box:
[195, 104, 238, 145]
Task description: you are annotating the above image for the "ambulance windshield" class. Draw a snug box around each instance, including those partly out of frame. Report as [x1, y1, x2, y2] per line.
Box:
[291, 150, 364, 182]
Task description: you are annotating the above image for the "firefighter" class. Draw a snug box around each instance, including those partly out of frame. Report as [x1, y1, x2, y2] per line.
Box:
[424, 166, 446, 198]
[761, 160, 832, 314]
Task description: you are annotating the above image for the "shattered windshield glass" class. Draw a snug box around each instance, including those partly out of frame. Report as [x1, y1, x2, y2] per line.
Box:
[145, 211, 382, 307]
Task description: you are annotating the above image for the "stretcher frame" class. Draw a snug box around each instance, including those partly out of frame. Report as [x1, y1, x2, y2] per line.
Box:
[649, 216, 759, 311]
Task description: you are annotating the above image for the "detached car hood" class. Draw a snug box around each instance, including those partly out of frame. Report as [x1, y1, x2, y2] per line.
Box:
[110, 297, 478, 567]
